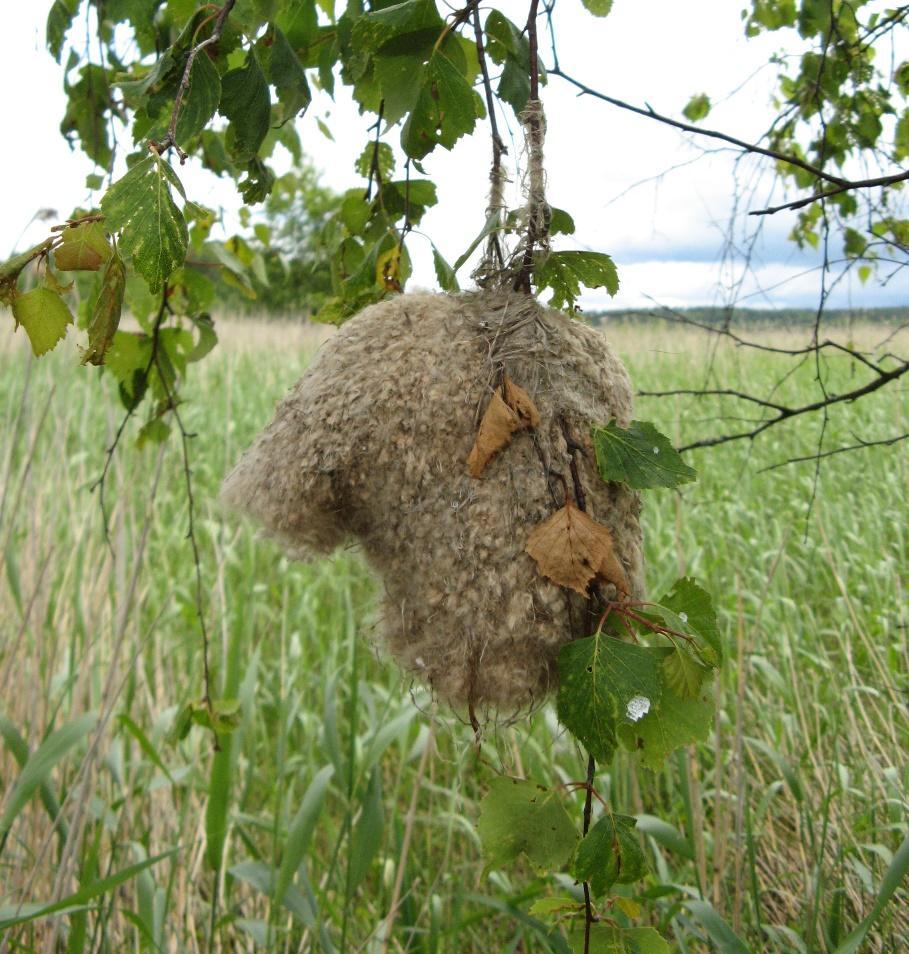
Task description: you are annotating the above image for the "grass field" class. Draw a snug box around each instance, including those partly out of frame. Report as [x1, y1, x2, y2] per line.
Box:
[0, 315, 906, 953]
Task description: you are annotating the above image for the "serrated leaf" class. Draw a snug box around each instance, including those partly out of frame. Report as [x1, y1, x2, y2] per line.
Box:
[101, 155, 188, 293]
[485, 10, 542, 114]
[534, 250, 619, 313]
[46, 0, 79, 61]
[658, 577, 722, 665]
[565, 924, 647, 953]
[581, 0, 614, 16]
[356, 142, 395, 180]
[105, 331, 151, 394]
[401, 52, 484, 160]
[592, 420, 696, 490]
[527, 896, 583, 917]
[175, 50, 222, 141]
[220, 51, 271, 161]
[373, 53, 424, 125]
[54, 220, 111, 271]
[550, 207, 576, 236]
[526, 503, 629, 597]
[573, 813, 646, 896]
[431, 244, 459, 291]
[352, 0, 444, 57]
[266, 27, 311, 121]
[662, 647, 710, 698]
[478, 777, 578, 873]
[682, 93, 711, 122]
[12, 288, 74, 357]
[81, 250, 126, 365]
[557, 633, 664, 764]
[618, 682, 714, 771]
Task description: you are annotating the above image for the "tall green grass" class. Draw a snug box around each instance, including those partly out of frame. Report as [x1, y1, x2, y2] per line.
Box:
[0, 319, 906, 952]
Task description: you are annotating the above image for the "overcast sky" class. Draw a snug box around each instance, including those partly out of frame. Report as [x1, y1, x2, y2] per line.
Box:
[3, 2, 908, 311]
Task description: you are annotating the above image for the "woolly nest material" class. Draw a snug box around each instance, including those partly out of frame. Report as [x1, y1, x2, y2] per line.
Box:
[221, 290, 644, 714]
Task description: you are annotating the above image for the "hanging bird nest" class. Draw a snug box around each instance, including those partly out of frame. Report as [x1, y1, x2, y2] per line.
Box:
[221, 289, 644, 715]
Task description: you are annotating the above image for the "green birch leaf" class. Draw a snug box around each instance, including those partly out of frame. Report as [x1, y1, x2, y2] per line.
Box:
[105, 331, 151, 391]
[550, 207, 576, 236]
[175, 50, 222, 142]
[186, 314, 217, 363]
[534, 250, 619, 313]
[12, 288, 74, 357]
[266, 27, 311, 121]
[557, 633, 664, 764]
[101, 155, 189, 294]
[431, 245, 459, 291]
[54, 220, 112, 272]
[662, 647, 711, 698]
[373, 54, 424, 125]
[356, 142, 395, 180]
[624, 928, 672, 953]
[478, 777, 578, 873]
[591, 420, 697, 490]
[565, 925, 624, 953]
[573, 813, 646, 897]
[46, 0, 79, 62]
[527, 896, 583, 917]
[682, 93, 711, 122]
[618, 681, 714, 771]
[81, 251, 126, 366]
[581, 0, 614, 17]
[220, 51, 271, 161]
[657, 577, 722, 665]
[401, 53, 484, 160]
[352, 0, 444, 56]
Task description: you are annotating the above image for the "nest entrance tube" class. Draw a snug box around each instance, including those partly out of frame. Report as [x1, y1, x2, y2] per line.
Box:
[222, 291, 644, 718]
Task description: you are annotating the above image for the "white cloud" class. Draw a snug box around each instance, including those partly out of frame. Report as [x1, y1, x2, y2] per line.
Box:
[2, 3, 906, 312]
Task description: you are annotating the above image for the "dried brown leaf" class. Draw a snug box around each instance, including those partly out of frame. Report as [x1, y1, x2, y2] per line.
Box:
[467, 375, 540, 477]
[525, 502, 629, 597]
[502, 377, 541, 429]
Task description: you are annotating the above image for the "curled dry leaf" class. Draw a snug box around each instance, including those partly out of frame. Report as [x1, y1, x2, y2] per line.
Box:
[467, 375, 541, 477]
[525, 501, 629, 597]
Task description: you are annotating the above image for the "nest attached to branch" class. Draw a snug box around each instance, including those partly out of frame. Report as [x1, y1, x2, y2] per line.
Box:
[222, 290, 644, 716]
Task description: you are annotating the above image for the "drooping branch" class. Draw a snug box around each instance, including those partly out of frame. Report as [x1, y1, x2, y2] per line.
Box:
[548, 67, 849, 188]
[151, 0, 237, 161]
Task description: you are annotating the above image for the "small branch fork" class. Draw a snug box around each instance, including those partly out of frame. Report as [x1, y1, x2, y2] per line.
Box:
[635, 306, 909, 456]
[151, 0, 237, 162]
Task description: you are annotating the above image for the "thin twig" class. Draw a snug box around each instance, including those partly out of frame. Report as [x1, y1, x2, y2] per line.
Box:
[760, 431, 909, 471]
[151, 0, 237, 161]
[549, 67, 851, 188]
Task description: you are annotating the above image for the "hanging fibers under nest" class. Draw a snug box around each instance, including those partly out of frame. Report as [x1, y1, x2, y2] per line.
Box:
[221, 290, 644, 713]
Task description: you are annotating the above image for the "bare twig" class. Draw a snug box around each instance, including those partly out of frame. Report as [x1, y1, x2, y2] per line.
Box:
[760, 431, 909, 471]
[677, 358, 909, 452]
[750, 168, 909, 216]
[548, 67, 850, 188]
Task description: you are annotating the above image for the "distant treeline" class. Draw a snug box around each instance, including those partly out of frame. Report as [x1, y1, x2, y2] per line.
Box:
[586, 306, 909, 326]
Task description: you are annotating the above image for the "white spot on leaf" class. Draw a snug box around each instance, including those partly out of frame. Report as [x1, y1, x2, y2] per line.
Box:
[679, 612, 688, 623]
[626, 695, 651, 722]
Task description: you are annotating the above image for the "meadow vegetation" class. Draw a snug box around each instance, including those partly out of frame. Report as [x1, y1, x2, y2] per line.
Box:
[0, 317, 906, 952]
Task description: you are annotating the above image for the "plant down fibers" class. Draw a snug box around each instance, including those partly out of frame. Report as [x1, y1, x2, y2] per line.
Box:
[221, 290, 644, 715]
